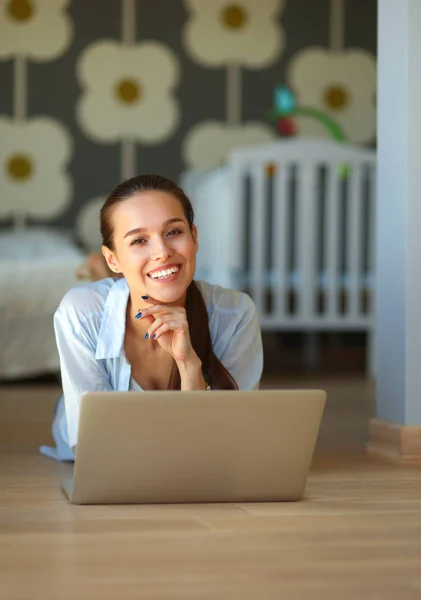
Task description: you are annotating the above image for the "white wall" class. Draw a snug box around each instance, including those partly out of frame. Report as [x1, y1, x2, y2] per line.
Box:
[376, 0, 421, 425]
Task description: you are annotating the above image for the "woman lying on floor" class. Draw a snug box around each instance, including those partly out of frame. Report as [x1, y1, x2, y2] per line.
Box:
[41, 174, 263, 461]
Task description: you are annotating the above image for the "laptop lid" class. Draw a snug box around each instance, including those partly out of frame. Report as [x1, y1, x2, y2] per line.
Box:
[68, 389, 326, 505]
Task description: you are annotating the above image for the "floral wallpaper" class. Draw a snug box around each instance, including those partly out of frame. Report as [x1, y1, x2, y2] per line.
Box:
[0, 0, 73, 226]
[182, 0, 282, 169]
[0, 0, 377, 245]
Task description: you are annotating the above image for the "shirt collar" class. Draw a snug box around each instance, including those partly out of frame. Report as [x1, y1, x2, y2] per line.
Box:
[95, 278, 130, 360]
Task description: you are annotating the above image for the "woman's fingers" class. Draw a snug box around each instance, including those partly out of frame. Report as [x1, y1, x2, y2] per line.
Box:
[145, 313, 188, 339]
[149, 320, 187, 341]
[136, 304, 185, 320]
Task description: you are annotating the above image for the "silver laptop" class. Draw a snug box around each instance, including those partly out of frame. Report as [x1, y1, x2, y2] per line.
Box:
[62, 389, 326, 505]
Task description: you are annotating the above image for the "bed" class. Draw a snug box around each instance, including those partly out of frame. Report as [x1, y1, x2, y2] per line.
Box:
[0, 227, 86, 379]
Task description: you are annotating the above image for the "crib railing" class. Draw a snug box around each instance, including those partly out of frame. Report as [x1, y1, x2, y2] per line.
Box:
[227, 139, 377, 330]
[182, 139, 377, 374]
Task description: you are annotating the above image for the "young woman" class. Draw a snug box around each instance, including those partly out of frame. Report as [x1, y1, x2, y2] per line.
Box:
[41, 174, 263, 461]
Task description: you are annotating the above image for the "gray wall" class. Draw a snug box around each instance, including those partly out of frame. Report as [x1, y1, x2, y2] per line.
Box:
[0, 0, 377, 236]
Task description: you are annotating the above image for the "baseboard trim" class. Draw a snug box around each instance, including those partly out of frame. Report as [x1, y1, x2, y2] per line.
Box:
[367, 418, 421, 465]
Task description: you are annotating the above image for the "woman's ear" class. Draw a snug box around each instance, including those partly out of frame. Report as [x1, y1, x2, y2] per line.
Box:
[192, 225, 199, 252]
[102, 245, 121, 274]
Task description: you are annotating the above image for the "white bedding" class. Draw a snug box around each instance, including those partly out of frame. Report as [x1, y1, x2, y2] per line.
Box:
[180, 167, 240, 288]
[0, 228, 86, 379]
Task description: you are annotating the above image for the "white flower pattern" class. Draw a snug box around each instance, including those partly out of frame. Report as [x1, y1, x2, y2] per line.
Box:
[183, 0, 285, 68]
[77, 41, 180, 144]
[287, 48, 377, 143]
[0, 0, 73, 60]
[76, 196, 104, 252]
[0, 117, 73, 219]
[183, 122, 276, 169]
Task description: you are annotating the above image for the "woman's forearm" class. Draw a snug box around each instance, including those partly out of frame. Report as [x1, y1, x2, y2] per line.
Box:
[176, 355, 207, 391]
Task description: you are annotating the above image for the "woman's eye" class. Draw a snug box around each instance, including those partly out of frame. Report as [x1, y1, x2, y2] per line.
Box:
[130, 238, 146, 246]
[168, 229, 182, 236]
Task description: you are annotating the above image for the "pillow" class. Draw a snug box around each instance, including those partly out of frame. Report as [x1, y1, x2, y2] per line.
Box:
[0, 227, 81, 262]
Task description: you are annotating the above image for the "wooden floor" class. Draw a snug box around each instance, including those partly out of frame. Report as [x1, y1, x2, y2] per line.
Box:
[1, 376, 421, 599]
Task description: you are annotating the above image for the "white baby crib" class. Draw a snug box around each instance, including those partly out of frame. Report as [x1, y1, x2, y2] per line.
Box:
[181, 138, 376, 376]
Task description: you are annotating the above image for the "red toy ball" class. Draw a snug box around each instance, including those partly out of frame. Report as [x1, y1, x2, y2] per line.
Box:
[277, 117, 296, 137]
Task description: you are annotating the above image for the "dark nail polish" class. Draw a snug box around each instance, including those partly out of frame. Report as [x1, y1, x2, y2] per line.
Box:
[144, 333, 149, 340]
[141, 295, 148, 299]
[135, 313, 141, 319]
[152, 334, 156, 340]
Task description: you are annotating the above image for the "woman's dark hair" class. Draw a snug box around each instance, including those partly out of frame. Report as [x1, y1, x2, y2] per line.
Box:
[100, 174, 238, 391]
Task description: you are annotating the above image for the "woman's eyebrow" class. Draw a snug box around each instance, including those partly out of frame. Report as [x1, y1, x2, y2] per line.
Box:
[124, 218, 185, 239]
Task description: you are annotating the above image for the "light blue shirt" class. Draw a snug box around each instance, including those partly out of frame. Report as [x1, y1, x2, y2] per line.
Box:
[40, 277, 263, 461]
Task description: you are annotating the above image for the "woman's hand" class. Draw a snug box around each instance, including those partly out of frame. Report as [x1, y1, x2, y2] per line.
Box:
[136, 303, 197, 365]
[136, 300, 208, 390]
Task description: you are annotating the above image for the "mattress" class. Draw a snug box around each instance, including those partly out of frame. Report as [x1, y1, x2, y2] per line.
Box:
[0, 228, 86, 379]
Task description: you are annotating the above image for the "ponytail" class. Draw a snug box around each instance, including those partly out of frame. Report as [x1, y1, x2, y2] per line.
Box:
[167, 281, 238, 390]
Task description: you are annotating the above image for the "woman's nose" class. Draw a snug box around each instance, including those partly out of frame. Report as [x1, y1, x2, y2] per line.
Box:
[150, 237, 172, 260]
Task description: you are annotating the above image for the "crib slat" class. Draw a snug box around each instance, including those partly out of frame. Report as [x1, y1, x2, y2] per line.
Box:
[250, 163, 267, 313]
[325, 164, 341, 319]
[272, 162, 289, 319]
[347, 162, 364, 319]
[296, 163, 317, 319]
[229, 156, 247, 289]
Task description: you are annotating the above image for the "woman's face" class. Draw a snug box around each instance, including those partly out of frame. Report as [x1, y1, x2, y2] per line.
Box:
[103, 191, 198, 305]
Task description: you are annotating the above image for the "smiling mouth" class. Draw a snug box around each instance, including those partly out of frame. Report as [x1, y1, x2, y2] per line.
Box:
[147, 265, 181, 280]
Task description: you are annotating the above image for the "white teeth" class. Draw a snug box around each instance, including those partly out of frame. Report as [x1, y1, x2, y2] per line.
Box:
[149, 265, 179, 279]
